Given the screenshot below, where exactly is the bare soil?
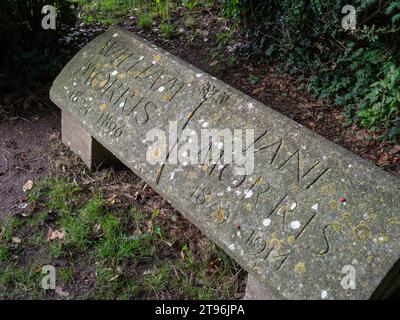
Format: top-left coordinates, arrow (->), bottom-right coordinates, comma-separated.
0,92 -> 60,221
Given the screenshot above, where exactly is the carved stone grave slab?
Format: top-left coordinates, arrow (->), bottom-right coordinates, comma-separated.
50,26 -> 400,300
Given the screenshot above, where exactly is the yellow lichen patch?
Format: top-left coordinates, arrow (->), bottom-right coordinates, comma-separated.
163,95 -> 172,102
367,255 -> 374,263
245,203 -> 253,213
280,203 -> 290,212
287,236 -> 296,246
99,103 -> 108,111
151,147 -> 161,159
205,194 -> 213,202
374,234 -> 389,244
104,63 -> 110,68
91,79 -> 98,88
186,112 -> 192,120
290,183 -> 299,193
188,171 -> 197,179
213,208 -> 225,224
118,72 -> 127,80
99,79 -> 108,88
252,267 -> 262,274
320,183 -> 335,196
254,177 -> 263,185
389,217 -> 400,225
90,71 -> 98,79
153,54 -> 161,62
329,200 -> 338,210
341,212 -> 352,225
128,70 -> 140,77
332,222 -> 344,233
269,238 -> 281,251
202,164 -> 208,172
295,262 -> 306,274
353,221 -> 372,242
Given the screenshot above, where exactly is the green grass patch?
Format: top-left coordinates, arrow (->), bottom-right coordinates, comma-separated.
0,176 -> 244,299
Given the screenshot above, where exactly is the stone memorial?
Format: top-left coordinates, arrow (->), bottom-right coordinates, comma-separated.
50,26 -> 400,300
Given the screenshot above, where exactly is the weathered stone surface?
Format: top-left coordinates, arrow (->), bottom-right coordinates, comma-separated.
50,26 -> 400,300
244,274 -> 282,300
62,110 -> 118,169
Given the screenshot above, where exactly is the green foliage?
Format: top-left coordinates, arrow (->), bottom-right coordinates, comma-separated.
160,22 -> 174,38
155,0 -> 172,21
249,74 -> 261,85
138,13 -> 153,29
182,0 -> 200,11
227,0 -> 400,141
358,62 -> 400,140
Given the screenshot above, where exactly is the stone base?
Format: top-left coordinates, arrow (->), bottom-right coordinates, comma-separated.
244,274 -> 283,300
61,110 -> 118,170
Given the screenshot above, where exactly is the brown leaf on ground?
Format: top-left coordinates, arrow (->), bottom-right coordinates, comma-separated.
22,180 -> 33,192
12,236 -> 22,244
106,194 -> 117,205
378,152 -> 390,166
252,87 -> 267,95
46,229 -> 65,241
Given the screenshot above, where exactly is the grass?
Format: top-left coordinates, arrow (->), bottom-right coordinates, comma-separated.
137,13 -> 153,29
160,22 -> 174,38
0,175 -> 245,299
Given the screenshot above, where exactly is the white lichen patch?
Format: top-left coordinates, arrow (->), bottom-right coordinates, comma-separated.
202,121 -> 209,128
196,73 -> 203,78
111,70 -> 118,76
312,203 -> 319,211
290,202 -> 297,211
321,290 -> 328,299
112,33 -> 119,37
290,221 -> 301,230
262,218 -> 271,227
228,244 -> 236,251
158,86 -> 165,93
244,189 -> 254,199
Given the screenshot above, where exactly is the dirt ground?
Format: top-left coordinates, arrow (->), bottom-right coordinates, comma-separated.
0,99 -> 60,221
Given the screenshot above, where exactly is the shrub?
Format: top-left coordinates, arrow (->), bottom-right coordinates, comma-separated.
223,0 -> 400,140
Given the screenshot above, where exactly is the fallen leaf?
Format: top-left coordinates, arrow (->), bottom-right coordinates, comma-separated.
252,87 -> 267,95
378,152 -> 390,166
109,274 -> 121,282
22,180 -> 33,192
94,223 -> 102,232
18,203 -> 28,210
47,229 -> 65,241
106,195 -> 117,205
12,236 -> 21,244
